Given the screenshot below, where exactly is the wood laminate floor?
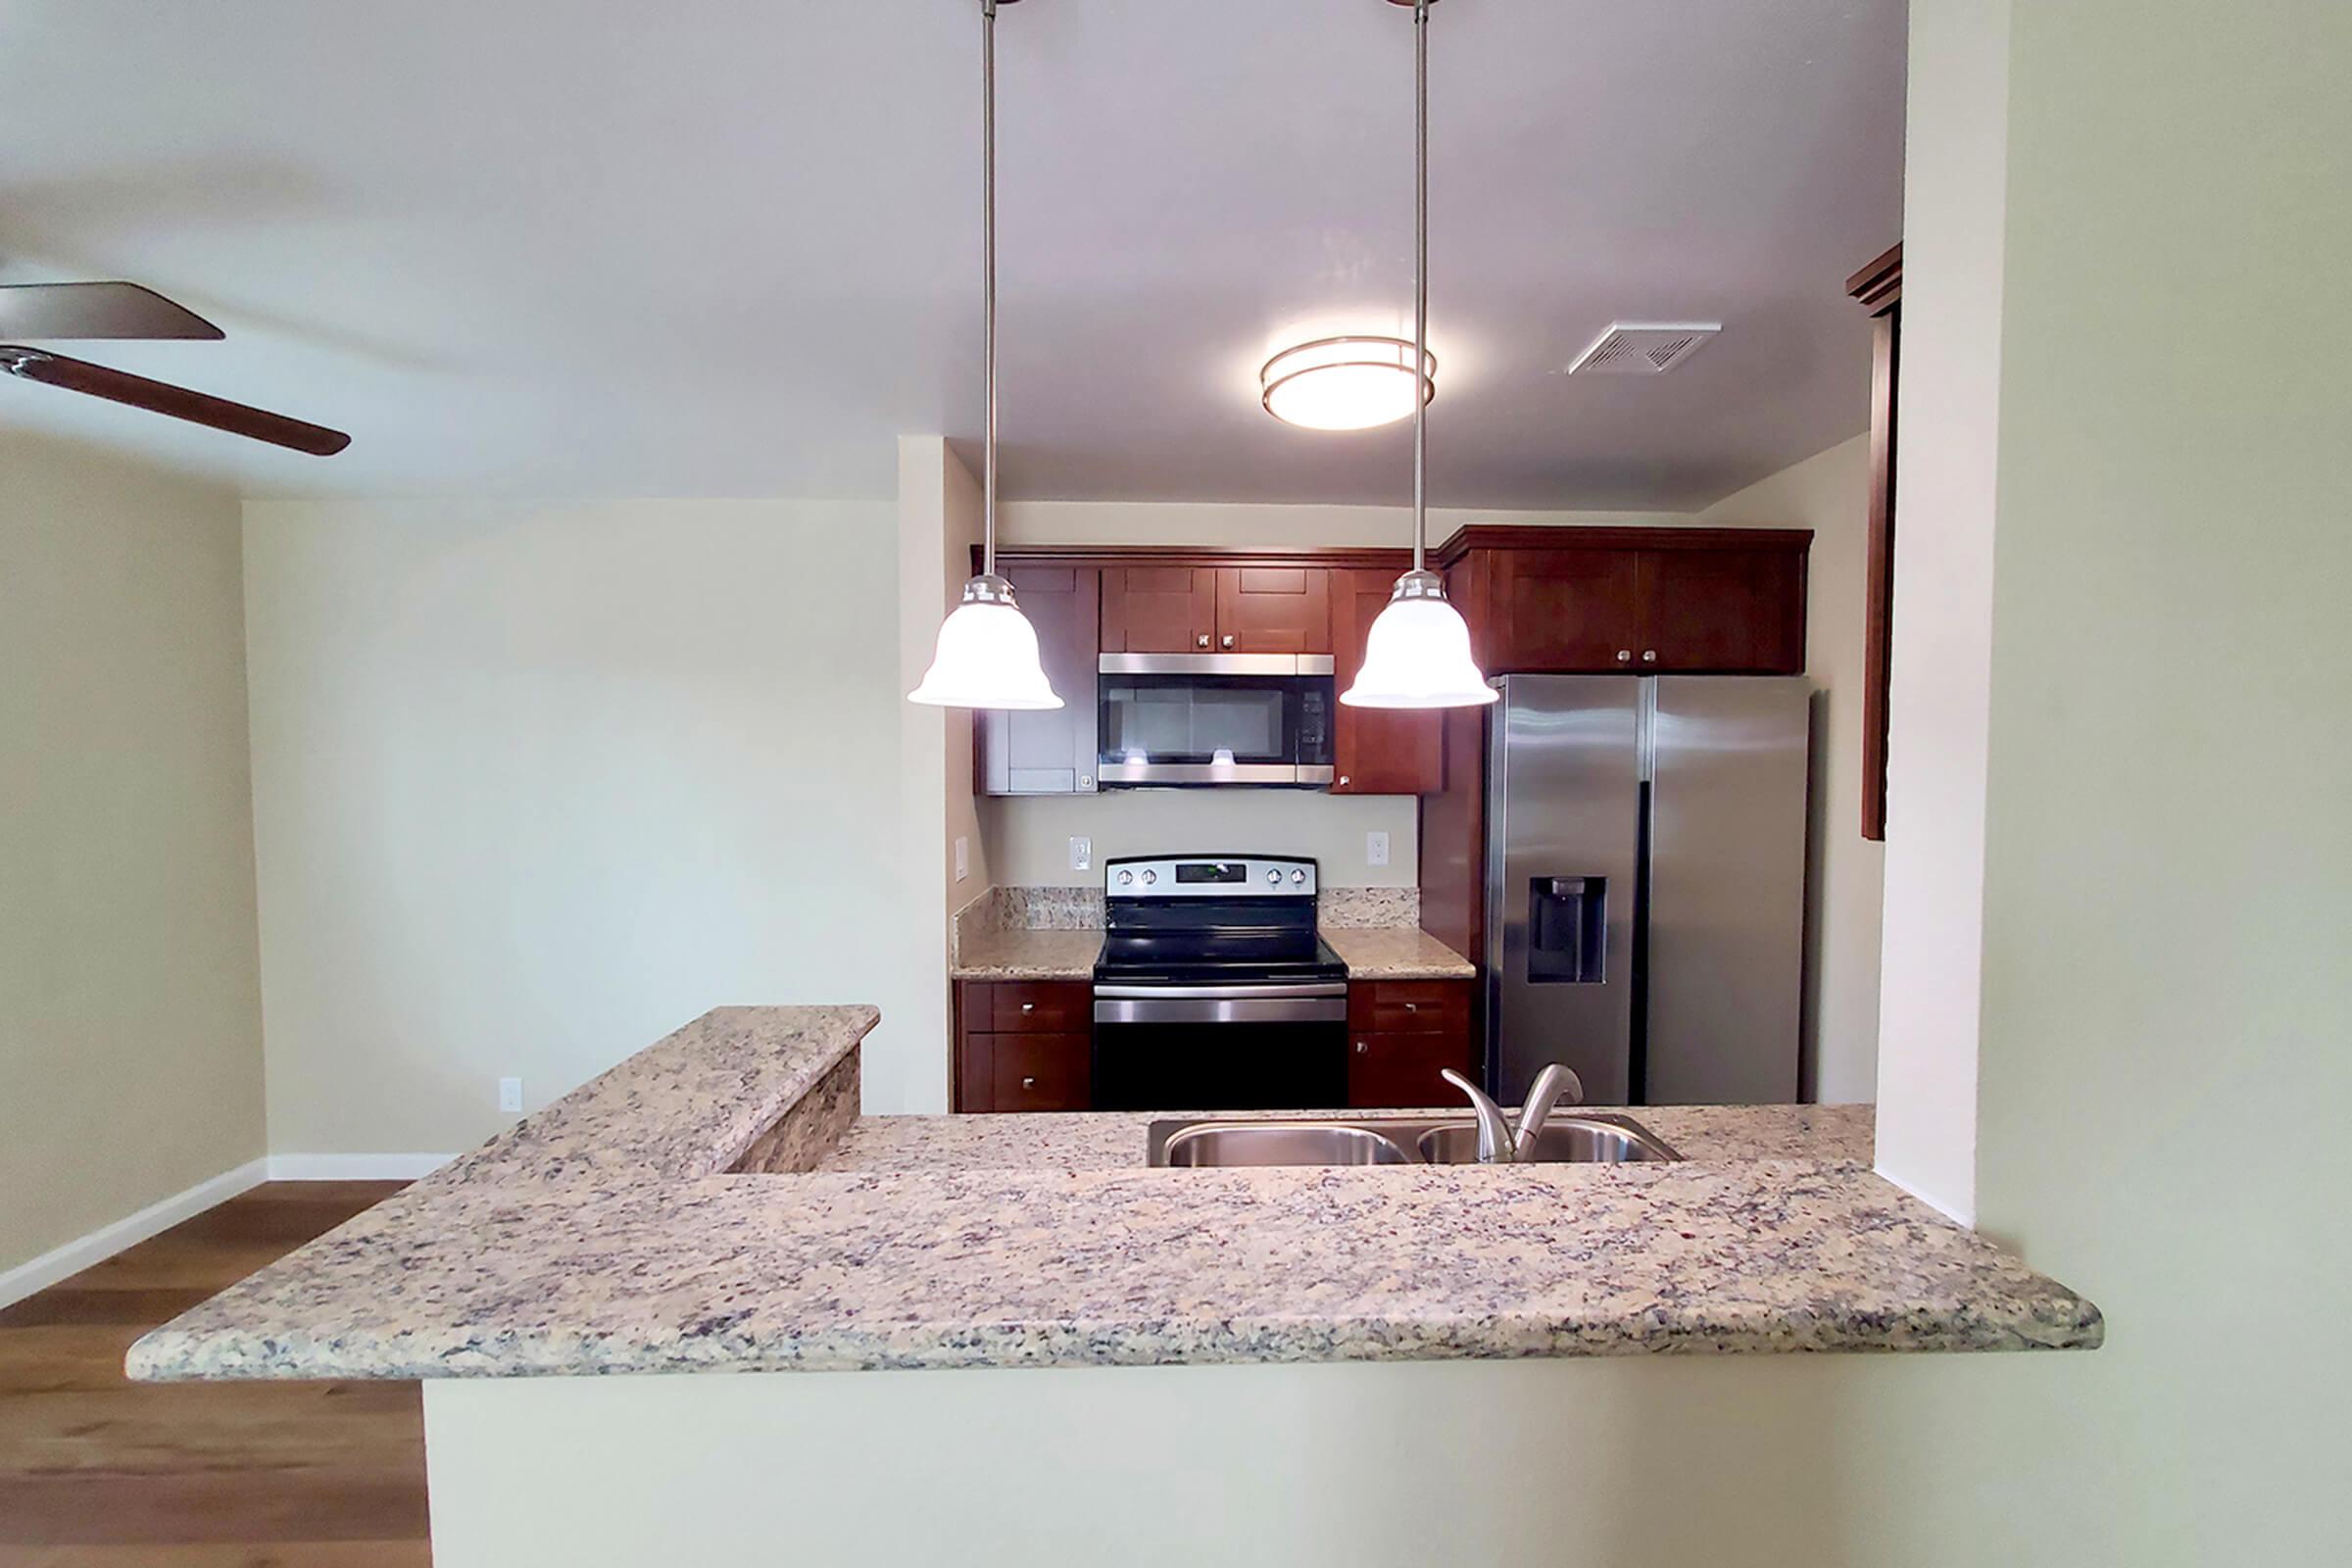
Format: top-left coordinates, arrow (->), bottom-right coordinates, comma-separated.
0,1181 -> 428,1566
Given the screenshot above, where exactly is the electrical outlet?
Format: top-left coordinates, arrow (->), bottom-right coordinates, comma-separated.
955,835 -> 969,882
498,1076 -> 524,1114
1366,830 -> 1391,867
1070,836 -> 1092,871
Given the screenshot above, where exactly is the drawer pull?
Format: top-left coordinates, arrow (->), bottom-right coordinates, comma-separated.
1020,1003 -> 1036,1013
1403,1002 -> 1419,1012
1356,1041 -> 1369,1054
1022,1076 -> 1038,1090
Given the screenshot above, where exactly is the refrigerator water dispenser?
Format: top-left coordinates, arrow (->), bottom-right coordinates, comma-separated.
1528,876 -> 1606,983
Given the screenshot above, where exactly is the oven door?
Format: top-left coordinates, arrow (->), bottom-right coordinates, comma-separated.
1092,983 -> 1348,1110
1096,658 -> 1334,787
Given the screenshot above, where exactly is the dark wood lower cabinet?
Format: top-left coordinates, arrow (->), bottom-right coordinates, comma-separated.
1347,979 -> 1477,1107
956,980 -> 1094,1111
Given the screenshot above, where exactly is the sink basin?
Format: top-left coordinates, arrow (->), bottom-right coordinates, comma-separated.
1415,1118 -> 1677,1165
1159,1122 -> 1413,1168
1148,1114 -> 1679,1167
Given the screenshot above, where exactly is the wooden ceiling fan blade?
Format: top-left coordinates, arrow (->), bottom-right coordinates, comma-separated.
2,347 -> 350,456
0,281 -> 224,341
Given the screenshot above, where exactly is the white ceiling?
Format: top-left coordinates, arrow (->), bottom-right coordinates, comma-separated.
0,0 -> 1904,510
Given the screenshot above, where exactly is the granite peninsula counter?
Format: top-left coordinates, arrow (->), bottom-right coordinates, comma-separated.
128,1005 -> 2100,1384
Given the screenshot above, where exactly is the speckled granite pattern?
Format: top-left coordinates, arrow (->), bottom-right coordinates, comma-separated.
1323,926 -> 1477,978
423,1004 -> 877,1188
126,1156 -> 2097,1380
128,1001 -> 2092,1383
1318,887 -> 1420,928
818,1103 -> 1875,1174
949,928 -> 1104,981
727,1052 -> 860,1175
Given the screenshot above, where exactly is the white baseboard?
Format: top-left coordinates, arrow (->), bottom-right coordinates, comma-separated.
266,1152 -> 457,1181
0,1158 -> 269,1309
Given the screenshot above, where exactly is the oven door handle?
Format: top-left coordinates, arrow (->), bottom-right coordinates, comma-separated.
1093,983 -> 1347,1001
1094,985 -> 1349,1026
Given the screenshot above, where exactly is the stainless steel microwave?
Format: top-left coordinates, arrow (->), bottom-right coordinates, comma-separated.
1096,654 -> 1335,787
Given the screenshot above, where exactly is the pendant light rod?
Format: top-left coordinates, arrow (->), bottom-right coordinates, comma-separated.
981,0 -> 1001,579
1411,0 -> 1430,573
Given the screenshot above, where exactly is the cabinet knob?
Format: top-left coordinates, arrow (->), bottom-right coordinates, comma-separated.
1221,634 -> 1236,650
1022,1076 -> 1037,1090
1403,1002 -> 1419,1012
1197,634 -> 1211,649
1338,775 -> 1350,787
1355,1041 -> 1369,1054
1020,1003 -> 1035,1013
1642,650 -> 1657,662
1616,649 -> 1633,662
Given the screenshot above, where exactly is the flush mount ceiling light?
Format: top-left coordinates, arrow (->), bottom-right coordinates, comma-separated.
1341,0 -> 1497,711
910,0 -> 1062,712
1259,335 -> 1436,430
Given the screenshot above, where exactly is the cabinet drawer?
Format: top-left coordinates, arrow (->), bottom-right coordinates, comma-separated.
988,1033 -> 1093,1112
1348,980 -> 1469,1035
1348,1031 -> 1477,1108
989,981 -> 1092,1033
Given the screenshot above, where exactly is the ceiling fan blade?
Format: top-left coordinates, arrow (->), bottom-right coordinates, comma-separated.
1,347 -> 350,456
0,281 -> 224,341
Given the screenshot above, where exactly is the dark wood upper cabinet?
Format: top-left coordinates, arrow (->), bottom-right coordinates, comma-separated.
974,564 -> 1100,795
1101,565 -> 1216,654
1330,566 -> 1443,795
1640,545 -> 1806,673
1214,566 -> 1332,654
1439,527 -> 1811,676
1487,546 -> 1648,670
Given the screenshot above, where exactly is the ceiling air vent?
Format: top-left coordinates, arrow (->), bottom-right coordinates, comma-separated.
1566,322 -> 1721,376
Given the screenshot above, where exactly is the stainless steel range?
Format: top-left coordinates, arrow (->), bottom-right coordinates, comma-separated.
1091,856 -> 1348,1110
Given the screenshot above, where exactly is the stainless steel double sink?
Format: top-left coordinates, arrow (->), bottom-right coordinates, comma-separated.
1147,1113 -> 1681,1168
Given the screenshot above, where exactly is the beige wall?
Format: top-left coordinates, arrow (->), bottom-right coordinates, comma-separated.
985,791 -> 1419,888
1960,0 -> 2352,1548
1699,435 -> 1884,1102
242,496 -> 939,1152
1870,0 -> 2013,1220
0,433 -> 264,1275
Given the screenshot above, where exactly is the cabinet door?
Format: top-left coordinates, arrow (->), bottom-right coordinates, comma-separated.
990,1034 -> 1093,1112
1330,567 -> 1443,794
1348,1032 -> 1477,1108
1213,566 -> 1332,654
1638,547 -> 1806,673
975,565 -> 1100,795
1102,566 -> 1216,654
1488,548 -> 1647,670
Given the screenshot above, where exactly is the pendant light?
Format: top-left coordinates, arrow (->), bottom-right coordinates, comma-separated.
910,0 -> 1062,711
1340,0 -> 1497,710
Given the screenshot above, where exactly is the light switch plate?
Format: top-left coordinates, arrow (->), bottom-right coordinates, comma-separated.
1366,830 -> 1391,867
955,836 -> 969,882
1070,836 -> 1092,871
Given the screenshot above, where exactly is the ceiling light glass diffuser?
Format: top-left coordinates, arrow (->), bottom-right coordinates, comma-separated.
909,0 -> 1061,712
1259,336 -> 1436,430
1340,0 -> 1496,711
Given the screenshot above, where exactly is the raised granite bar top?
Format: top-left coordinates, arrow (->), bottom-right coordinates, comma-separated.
126,1005 -> 2100,1383
949,925 -> 1477,981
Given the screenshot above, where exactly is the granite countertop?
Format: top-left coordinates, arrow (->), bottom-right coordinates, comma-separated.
818,1102 -> 1876,1173
1321,926 -> 1478,979
128,1004 -> 2098,1382
951,925 -> 1477,981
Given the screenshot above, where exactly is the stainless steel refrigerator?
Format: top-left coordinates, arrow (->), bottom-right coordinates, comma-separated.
1484,675 -> 1809,1105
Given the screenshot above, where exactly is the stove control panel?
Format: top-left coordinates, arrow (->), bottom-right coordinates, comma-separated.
1104,856 -> 1318,898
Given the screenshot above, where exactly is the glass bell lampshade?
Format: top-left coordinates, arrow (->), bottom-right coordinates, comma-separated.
907,574 -> 1062,710
1339,570 -> 1498,710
